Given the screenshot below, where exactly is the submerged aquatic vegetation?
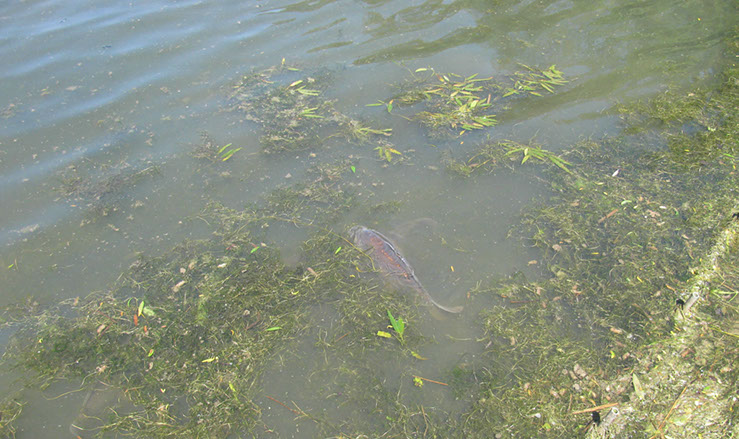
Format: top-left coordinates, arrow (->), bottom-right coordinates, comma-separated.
503,64 -> 568,97
228,61 -> 401,158
445,139 -> 571,176
332,115 -> 393,144
379,65 -> 569,137
3,49 -> 737,439
58,161 -> 159,222
455,64 -> 739,438
1,157 -> 443,437
191,133 -> 243,164
228,62 -> 337,153
504,142 -> 572,174
374,141 -> 404,163
397,69 -> 500,136
0,396 -> 23,438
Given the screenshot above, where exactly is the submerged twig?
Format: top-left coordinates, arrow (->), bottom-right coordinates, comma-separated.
412,375 -> 448,386
571,402 -> 619,415
264,395 -> 301,415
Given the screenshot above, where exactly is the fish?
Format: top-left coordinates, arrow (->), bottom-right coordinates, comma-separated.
349,225 -> 463,314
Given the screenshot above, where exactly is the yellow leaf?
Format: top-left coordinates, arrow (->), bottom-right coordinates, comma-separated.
377,331 -> 392,338
411,351 -> 428,360
202,357 -> 218,363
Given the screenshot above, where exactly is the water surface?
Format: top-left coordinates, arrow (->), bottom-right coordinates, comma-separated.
0,0 -> 732,436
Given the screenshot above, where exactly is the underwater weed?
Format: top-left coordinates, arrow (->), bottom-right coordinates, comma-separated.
503,64 -> 568,97
444,139 -> 571,176
379,65 -> 568,137
58,161 -> 159,221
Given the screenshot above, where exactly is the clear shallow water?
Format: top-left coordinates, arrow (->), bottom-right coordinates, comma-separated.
0,0 -> 733,436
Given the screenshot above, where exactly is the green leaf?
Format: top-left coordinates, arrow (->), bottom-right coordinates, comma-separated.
335,246 -> 342,254
217,143 -> 232,154
377,330 -> 392,338
387,310 -> 405,335
266,326 -> 281,332
296,87 -> 320,96
221,147 -> 242,161
350,165 -> 356,173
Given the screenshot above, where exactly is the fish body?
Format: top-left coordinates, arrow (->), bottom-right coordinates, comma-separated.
349,225 -> 463,314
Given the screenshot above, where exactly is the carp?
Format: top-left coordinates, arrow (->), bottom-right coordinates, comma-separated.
349,225 -> 463,314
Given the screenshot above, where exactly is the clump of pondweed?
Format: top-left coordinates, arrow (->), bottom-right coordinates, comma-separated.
451,272 -> 625,438
190,131 -> 242,164
227,58 -> 303,104
259,160 -> 357,224
332,114 -> 393,144
1,101 -> 18,119
57,161 -> 159,222
616,66 -> 738,168
502,64 -> 568,98
0,396 -> 23,438
6,236 -> 309,435
406,69 -> 499,136
518,137 -> 710,337
228,62 -> 338,153
4,220 -> 366,436
228,62 -> 404,158
445,139 -> 572,177
379,65 -> 569,138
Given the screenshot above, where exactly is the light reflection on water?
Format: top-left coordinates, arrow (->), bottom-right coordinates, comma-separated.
0,0 -> 732,436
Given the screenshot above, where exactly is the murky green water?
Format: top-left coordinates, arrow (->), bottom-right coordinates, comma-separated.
0,0 -> 734,437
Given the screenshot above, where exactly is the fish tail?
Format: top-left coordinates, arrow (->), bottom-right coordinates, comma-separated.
432,300 -> 464,314
413,279 -> 463,314
426,295 -> 463,314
